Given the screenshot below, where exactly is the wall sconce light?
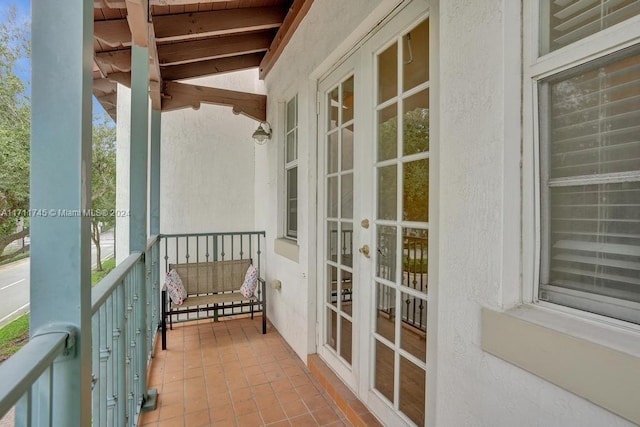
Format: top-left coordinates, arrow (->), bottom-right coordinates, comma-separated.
252,122 -> 272,145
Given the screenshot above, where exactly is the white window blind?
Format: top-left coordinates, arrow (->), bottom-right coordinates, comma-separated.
542,0 -> 640,53
539,47 -> 640,324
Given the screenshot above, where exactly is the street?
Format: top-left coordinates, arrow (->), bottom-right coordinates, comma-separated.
0,230 -> 114,327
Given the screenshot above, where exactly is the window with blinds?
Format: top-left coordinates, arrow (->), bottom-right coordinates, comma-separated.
541,0 -> 640,53
539,47 -> 640,324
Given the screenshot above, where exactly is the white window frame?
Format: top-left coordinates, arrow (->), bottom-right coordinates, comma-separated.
481,3 -> 640,426
284,95 -> 298,240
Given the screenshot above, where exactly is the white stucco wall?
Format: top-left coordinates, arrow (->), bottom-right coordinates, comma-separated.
434,1 -> 633,426
159,70 -> 261,234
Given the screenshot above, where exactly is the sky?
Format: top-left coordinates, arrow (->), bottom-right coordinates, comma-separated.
0,0 -> 112,121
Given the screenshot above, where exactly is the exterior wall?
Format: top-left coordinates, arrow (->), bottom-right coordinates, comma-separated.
434,1 -> 633,426
159,70 -> 261,234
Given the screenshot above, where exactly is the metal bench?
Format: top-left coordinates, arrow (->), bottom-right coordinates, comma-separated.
161,259 -> 266,350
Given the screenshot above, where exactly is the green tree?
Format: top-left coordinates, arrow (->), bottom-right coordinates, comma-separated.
0,7 -> 30,262
91,117 -> 116,271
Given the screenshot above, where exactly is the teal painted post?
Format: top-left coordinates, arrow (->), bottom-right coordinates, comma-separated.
150,109 -> 161,236
28,0 -> 93,425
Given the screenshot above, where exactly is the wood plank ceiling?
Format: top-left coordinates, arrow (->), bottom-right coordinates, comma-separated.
93,0 -> 313,120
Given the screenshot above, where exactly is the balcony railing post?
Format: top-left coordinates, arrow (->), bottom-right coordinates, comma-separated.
28,0 -> 94,425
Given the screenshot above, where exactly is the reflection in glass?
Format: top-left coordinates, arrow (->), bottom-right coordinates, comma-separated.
328,132 -> 339,173
400,291 -> 426,362
327,265 -> 337,306
402,228 -> 428,294
327,309 -> 337,351
342,76 -> 355,123
378,43 -> 398,104
341,222 -> 353,268
377,165 -> 397,220
341,173 -> 353,219
378,104 -> 397,161
342,125 -> 354,171
403,19 -> 429,92
375,282 -> 395,343
399,356 -> 425,426
341,269 -> 353,316
340,317 -> 353,364
374,339 -> 395,403
328,87 -> 339,130
403,89 -> 429,156
403,159 -> 428,222
286,131 -> 296,163
376,225 -> 397,280
287,96 -> 296,132
287,168 -> 298,234
327,221 -> 338,262
327,176 -> 338,218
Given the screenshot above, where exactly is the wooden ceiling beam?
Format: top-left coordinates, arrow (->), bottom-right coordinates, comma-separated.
158,32 -> 272,66
93,77 -> 118,93
162,81 -> 266,122
161,52 -> 263,81
148,23 -> 163,110
154,6 -> 285,42
260,0 -> 314,79
96,49 -> 131,72
95,0 -> 235,8
108,72 -> 132,87
125,0 -> 148,47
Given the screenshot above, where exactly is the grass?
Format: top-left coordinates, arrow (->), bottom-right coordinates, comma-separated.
0,314 -> 30,363
0,251 -> 30,267
0,257 -> 117,364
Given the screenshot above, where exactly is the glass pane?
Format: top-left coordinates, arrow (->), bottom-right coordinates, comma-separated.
341,269 -> 353,315
341,173 -> 353,219
544,182 -> 640,307
328,132 -> 339,173
327,265 -> 338,306
378,104 -> 398,161
328,87 -> 339,130
402,228 -> 428,294
403,89 -> 429,156
399,356 -> 426,426
342,125 -> 354,171
327,176 -> 338,218
543,0 -> 640,53
377,225 -> 397,280
340,316 -> 353,364
287,168 -> 298,236
377,165 -> 397,221
286,130 -> 297,163
378,43 -> 398,104
341,222 -> 353,268
548,52 -> 640,178
342,76 -> 355,123
375,282 -> 395,343
403,19 -> 429,92
327,308 -> 337,351
400,292 -> 426,362
403,159 -> 428,222
327,221 -> 338,262
374,339 -> 395,403
287,96 -> 296,132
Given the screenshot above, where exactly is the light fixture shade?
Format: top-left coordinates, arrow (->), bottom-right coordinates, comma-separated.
252,122 -> 271,145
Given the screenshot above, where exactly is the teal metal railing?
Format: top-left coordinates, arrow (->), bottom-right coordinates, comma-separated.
0,236 -> 161,426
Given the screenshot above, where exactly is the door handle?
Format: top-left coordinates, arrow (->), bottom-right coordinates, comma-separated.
359,244 -> 370,258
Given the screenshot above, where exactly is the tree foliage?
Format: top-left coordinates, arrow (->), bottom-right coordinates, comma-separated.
0,7 -> 30,259
91,117 -> 116,271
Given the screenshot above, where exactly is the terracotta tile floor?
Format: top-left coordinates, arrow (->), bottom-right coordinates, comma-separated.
139,316 -> 353,427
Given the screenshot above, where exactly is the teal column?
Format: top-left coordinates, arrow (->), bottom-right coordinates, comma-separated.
29,0 -> 93,425
150,109 -> 161,236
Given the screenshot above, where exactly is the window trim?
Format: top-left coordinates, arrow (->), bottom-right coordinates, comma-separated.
284,95 -> 299,240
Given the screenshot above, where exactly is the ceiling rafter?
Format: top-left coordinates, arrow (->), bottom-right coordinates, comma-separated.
260,0 -> 314,79
95,0 -> 235,8
161,52 -> 263,81
162,81 -> 266,122
153,6 -> 285,42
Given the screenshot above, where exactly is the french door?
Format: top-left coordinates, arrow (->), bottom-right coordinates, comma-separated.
318,2 -> 430,426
